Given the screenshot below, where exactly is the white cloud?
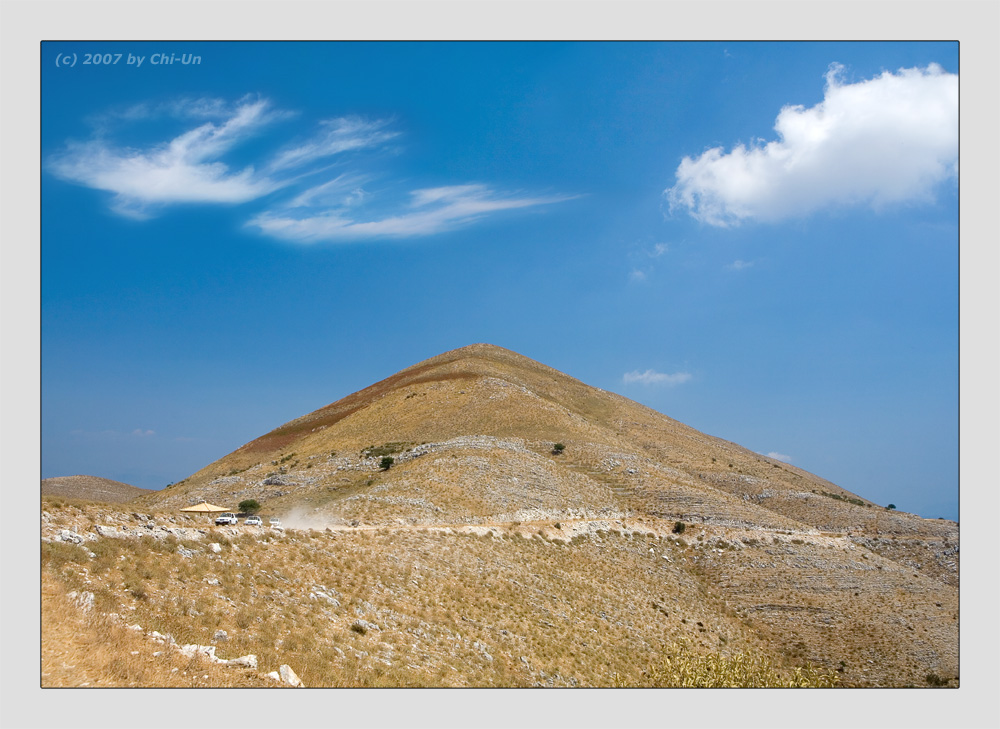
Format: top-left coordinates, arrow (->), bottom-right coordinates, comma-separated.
96,96 -> 275,125
629,269 -> 648,282
727,259 -> 754,270
70,428 -> 155,440
268,116 -> 398,172
623,369 -> 693,386
286,173 -> 371,209
766,451 -> 793,463
48,98 -> 284,217
249,184 -> 575,243
50,97 -> 575,239
666,63 -> 958,226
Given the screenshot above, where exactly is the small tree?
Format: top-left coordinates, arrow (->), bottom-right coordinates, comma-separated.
886,504 -> 897,511
379,456 -> 394,471
238,499 -> 261,514
552,443 -> 566,455
673,521 -> 686,535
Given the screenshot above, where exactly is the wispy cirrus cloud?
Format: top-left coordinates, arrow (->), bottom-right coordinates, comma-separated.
249,184 -> 576,243
623,369 -> 693,386
286,173 -> 372,209
666,63 -> 958,226
90,96 -> 286,127
49,95 -> 574,238
70,428 -> 156,440
48,97 -> 286,218
268,117 -> 399,173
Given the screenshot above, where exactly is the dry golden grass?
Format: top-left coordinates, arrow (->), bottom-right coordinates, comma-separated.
42,498 -> 957,688
41,572 -> 275,688
617,641 -> 840,688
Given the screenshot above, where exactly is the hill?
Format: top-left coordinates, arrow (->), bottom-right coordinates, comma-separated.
43,344 -> 958,687
144,344 -> 954,543
41,475 -> 154,504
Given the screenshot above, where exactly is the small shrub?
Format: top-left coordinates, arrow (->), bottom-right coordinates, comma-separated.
125,581 -> 148,601
238,499 -> 261,514
364,443 -> 411,458
551,443 -> 565,455
672,521 -> 686,535
379,456 -> 394,471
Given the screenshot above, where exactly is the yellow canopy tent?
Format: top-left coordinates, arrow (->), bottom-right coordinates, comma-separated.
179,502 -> 230,522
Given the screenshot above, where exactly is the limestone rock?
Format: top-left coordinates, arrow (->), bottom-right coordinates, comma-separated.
279,664 -> 304,687
220,654 -> 257,669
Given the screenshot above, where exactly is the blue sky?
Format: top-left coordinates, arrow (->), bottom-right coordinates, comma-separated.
41,41 -> 959,520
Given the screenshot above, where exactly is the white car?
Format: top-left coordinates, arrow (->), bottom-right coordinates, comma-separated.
215,513 -> 238,526
269,518 -> 283,530
245,515 -> 263,526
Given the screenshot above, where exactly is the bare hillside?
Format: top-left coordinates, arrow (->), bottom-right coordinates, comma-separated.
141,344 -> 954,544
44,344 -> 958,688
42,475 -> 154,504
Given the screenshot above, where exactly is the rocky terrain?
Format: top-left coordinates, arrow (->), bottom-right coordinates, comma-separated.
41,344 -> 958,688
41,475 -> 153,504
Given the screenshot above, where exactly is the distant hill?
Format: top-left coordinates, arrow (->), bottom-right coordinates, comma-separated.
42,475 -> 154,504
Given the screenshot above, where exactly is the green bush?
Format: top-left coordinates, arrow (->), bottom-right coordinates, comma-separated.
672,521 -> 686,535
364,443 -> 411,458
238,499 -> 261,514
379,456 -> 394,471
551,443 -> 566,455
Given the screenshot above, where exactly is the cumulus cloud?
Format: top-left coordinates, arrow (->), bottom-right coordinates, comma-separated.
48,98 -> 284,217
623,369 -> 693,386
665,63 -> 958,226
727,259 -> 754,270
249,184 -> 575,243
766,451 -> 793,463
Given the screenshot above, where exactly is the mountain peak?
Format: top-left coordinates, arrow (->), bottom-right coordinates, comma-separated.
142,344 -> 950,549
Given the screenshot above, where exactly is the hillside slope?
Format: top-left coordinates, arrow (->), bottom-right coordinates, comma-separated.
142,344 -> 953,542
44,344 -> 956,688
42,475 -> 154,504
